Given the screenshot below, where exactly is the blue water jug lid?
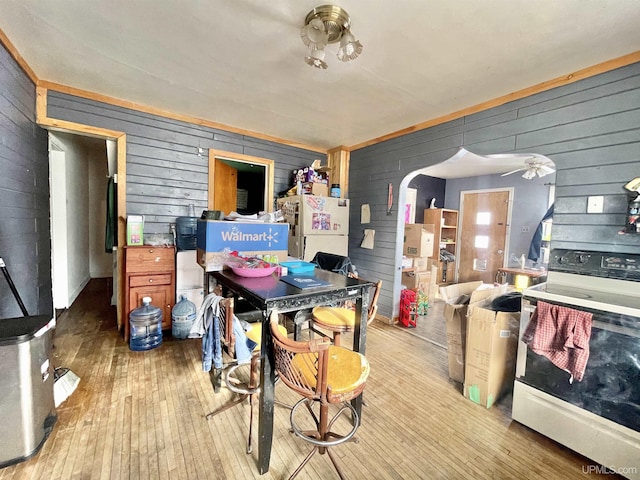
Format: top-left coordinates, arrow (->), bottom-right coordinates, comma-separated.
172,295 -> 196,316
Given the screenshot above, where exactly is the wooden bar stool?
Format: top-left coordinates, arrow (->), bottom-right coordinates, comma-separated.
204,296 -> 286,454
311,280 -> 382,346
270,312 -> 370,479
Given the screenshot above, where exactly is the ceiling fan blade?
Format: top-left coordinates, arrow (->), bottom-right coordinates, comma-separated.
501,167 -> 526,176
538,164 -> 555,174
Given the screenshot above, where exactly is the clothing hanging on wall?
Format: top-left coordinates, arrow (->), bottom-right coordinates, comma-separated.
105,176 -> 117,252
527,203 -> 554,262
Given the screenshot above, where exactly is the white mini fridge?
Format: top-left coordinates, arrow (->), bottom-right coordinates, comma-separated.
277,195 -> 349,261
176,250 -> 204,310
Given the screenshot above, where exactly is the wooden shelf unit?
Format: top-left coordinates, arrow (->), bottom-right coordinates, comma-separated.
423,208 -> 459,285
124,246 -> 176,341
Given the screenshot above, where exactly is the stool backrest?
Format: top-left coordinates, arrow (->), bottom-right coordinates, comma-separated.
215,296 -> 235,357
270,312 -> 331,400
311,252 -> 356,277
367,280 -> 382,324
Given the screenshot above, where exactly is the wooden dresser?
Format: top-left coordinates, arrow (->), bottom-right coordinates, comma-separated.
124,246 -> 176,341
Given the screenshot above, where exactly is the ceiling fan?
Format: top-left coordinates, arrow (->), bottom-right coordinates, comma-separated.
501,158 -> 556,179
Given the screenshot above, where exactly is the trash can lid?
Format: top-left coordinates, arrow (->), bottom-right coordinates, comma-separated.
0,315 -> 55,345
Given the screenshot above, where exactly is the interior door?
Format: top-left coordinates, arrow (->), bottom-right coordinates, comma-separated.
458,190 -> 511,283
213,159 -> 237,215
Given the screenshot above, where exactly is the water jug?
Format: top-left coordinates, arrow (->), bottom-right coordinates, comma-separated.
129,296 -> 163,351
172,295 -> 197,339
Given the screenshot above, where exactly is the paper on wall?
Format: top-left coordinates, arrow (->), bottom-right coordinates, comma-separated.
361,204 -> 371,224
361,229 -> 375,249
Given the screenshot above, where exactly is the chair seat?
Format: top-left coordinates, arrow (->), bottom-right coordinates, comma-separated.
292,346 -> 369,396
245,322 -> 288,352
312,306 -> 355,330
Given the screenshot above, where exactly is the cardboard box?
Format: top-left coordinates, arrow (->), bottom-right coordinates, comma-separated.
403,224 -> 435,258
196,220 -> 289,270
411,256 -> 434,272
401,268 -> 432,292
301,182 -> 329,197
127,215 -> 144,246
440,282 -> 509,383
464,300 -> 520,408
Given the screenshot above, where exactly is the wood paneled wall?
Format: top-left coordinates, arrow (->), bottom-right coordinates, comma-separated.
46,92 -> 321,234
0,43 -> 51,318
350,62 -> 640,318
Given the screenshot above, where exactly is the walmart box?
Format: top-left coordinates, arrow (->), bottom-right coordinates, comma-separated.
196,220 -> 289,270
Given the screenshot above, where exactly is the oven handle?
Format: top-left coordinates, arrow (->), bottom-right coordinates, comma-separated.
591,319 -> 640,338
523,295 -> 640,337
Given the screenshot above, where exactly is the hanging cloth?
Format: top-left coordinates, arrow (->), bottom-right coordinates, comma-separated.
521,300 -> 593,383
105,177 -> 117,252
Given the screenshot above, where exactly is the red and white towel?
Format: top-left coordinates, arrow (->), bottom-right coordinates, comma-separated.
522,301 -> 593,382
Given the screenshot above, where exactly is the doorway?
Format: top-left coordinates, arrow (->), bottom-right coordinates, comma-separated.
48,132 -> 115,310
457,188 -> 513,283
208,149 -> 274,215
394,147 -> 555,339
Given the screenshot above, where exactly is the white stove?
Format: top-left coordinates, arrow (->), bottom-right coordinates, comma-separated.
513,249 -> 640,479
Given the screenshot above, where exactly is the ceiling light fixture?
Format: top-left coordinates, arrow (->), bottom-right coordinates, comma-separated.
300,5 -> 363,69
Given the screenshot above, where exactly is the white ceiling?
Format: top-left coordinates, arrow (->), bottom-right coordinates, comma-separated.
1,1 -> 640,151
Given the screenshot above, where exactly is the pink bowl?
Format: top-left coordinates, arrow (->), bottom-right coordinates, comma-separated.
230,265 -> 277,278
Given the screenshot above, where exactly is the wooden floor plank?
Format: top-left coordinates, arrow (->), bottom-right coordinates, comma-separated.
0,279 -> 624,480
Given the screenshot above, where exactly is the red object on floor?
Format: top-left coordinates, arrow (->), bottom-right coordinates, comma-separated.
399,289 -> 417,327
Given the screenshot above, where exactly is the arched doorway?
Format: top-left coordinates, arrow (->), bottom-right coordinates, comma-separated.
393,148 -> 555,338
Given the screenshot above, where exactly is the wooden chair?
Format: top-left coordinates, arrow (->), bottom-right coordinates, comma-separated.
205,295 -> 286,454
270,312 -> 370,480
310,280 -> 382,347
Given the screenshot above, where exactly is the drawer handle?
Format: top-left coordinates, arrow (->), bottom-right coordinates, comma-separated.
148,249 -> 154,253
148,279 -> 153,283
155,257 -> 161,262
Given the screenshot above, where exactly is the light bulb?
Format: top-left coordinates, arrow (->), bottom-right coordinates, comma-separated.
337,29 -> 363,62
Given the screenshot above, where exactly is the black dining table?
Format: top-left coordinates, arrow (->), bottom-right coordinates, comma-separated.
205,268 -> 374,474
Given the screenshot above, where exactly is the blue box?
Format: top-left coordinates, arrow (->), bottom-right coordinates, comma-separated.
280,261 -> 316,275
196,220 -> 289,270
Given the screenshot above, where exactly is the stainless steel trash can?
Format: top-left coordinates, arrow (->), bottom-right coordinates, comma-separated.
0,315 -> 57,468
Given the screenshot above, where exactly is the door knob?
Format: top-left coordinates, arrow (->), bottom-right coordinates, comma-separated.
497,250 -> 504,255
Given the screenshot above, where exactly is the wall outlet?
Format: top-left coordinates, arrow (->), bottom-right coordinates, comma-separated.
521,226 -> 530,233
587,195 -> 604,213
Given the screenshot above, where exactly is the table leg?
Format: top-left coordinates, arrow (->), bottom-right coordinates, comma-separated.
350,287 -> 370,422
258,308 -> 275,474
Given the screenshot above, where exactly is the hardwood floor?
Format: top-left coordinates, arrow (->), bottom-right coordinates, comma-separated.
0,278 -> 619,479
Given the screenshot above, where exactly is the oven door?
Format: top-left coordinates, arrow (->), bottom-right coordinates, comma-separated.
515,296 -> 640,433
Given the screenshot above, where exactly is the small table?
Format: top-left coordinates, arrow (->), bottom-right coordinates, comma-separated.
205,268 -> 374,474
497,267 -> 547,290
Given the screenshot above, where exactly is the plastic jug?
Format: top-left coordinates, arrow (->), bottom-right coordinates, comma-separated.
129,296 -> 163,351
172,295 -> 197,339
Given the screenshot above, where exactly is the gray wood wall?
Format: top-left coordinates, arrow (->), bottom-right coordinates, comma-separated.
350,62 -> 640,318
46,92 -> 321,234
4,31 -> 640,321
0,46 -> 51,318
